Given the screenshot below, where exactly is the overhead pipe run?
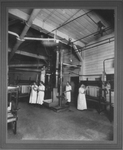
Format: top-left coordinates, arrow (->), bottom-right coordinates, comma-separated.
8,30 -> 82,62
81,39 -> 114,52
24,37 -> 59,43
9,9 -> 41,62
8,31 -> 19,38
8,31 -> 59,42
80,36 -> 114,52
72,26 -> 112,44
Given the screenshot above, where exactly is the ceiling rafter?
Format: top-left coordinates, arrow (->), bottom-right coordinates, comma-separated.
8,48 -> 47,60
9,9 -> 41,62
8,9 -> 85,47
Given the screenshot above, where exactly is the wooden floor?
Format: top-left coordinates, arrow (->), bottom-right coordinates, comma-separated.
7,98 -> 113,141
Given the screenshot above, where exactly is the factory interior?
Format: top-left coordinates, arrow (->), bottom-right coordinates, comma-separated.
7,8 -> 114,141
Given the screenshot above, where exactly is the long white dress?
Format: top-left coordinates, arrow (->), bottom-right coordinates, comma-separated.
37,85 -> 45,105
105,83 -> 111,102
65,85 -> 72,102
29,85 -> 38,104
77,87 -> 87,110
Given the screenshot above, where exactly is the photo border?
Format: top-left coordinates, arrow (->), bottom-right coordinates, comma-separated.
0,0 -> 123,149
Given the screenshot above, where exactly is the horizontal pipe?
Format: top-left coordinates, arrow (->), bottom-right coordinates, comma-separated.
24,37 -> 60,43
80,39 -> 114,52
8,31 -> 82,62
8,31 -> 60,42
73,26 -> 112,44
82,36 -> 114,50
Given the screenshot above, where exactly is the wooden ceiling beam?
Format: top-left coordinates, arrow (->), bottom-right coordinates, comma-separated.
9,64 -> 44,68
9,9 -> 41,62
14,68 -> 41,72
8,48 -> 47,60
9,9 -> 85,48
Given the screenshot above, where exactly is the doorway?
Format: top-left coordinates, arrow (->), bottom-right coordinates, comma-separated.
71,77 -> 79,107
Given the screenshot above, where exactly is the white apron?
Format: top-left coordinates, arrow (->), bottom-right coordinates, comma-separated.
77,87 -> 87,110
106,83 -> 111,102
29,85 -> 38,104
37,85 -> 45,105
65,85 -> 72,102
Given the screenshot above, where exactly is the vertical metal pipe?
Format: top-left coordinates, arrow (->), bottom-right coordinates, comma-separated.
55,46 -> 59,88
59,49 -> 64,107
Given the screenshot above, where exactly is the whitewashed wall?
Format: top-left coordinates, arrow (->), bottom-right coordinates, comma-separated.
81,34 -> 115,80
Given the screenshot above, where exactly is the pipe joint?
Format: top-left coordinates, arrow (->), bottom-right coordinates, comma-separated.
16,37 -> 25,42
25,22 -> 31,27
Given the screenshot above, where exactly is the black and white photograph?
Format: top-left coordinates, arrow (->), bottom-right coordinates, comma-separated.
0,1 -> 123,150
7,7 -> 115,140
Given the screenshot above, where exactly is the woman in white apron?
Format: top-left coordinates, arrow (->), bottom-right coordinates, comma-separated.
37,81 -> 45,105
105,81 -> 111,102
64,82 -> 72,106
77,84 -> 88,110
29,82 -> 38,104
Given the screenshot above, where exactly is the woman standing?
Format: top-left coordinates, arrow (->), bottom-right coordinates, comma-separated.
29,82 -> 38,104
77,84 -> 88,110
105,81 -> 111,102
37,81 -> 45,105
64,81 -> 72,106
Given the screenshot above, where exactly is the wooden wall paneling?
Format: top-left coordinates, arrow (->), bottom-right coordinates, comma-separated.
83,40 -> 114,81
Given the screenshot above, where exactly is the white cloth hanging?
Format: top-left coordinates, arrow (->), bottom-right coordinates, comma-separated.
40,67 -> 46,83
37,84 -> 45,105
29,85 -> 38,104
65,85 -> 72,102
